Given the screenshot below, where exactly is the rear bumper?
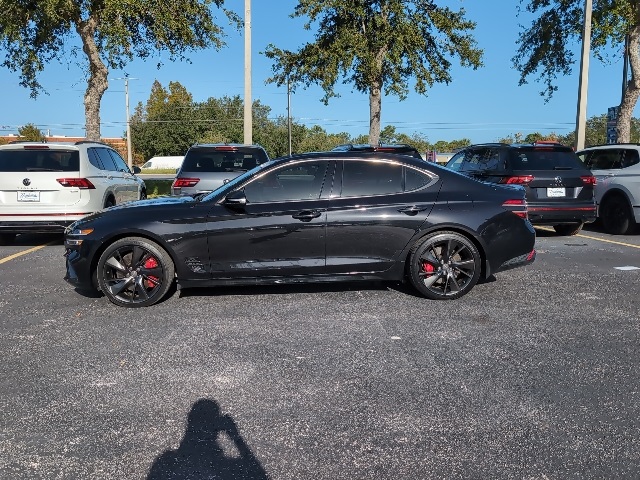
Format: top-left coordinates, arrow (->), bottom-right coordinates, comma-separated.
527,203 -> 597,225
495,249 -> 536,273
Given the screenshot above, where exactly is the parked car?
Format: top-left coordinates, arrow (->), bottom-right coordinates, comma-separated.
171,144 -> 269,196
445,142 -> 597,235
0,141 -> 146,245
64,151 -> 536,307
332,143 -> 423,159
576,144 -> 640,235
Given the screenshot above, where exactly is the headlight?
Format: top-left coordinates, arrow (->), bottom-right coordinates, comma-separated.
65,227 -> 94,246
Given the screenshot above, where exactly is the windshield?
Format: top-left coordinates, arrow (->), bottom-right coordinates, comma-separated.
199,160 -> 276,202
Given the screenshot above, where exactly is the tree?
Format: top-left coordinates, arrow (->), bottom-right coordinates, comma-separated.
17,124 -> 45,142
264,0 -> 483,145
512,0 -> 639,143
0,1 -> 237,141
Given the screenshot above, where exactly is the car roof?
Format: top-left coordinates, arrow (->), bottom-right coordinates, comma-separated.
272,150 -> 430,168
576,143 -> 640,152
461,142 -> 574,152
188,143 -> 266,150
0,140 -> 110,150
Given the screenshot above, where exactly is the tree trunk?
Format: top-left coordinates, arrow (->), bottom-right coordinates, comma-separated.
617,25 -> 640,143
369,81 -> 382,145
77,18 -> 108,141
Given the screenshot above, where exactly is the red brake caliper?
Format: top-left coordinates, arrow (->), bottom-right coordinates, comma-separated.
144,256 -> 159,289
422,261 -> 435,274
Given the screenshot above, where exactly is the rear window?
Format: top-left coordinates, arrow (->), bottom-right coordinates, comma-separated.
181,148 -> 268,173
509,148 -> 584,171
0,149 -> 80,172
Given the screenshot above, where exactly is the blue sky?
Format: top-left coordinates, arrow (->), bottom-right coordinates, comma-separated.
0,0 -> 629,144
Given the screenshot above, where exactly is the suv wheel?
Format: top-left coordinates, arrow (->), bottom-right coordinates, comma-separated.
600,195 -> 635,235
553,223 -> 584,236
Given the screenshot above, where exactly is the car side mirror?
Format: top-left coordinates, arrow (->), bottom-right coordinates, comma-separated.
224,190 -> 247,208
132,166 -> 141,174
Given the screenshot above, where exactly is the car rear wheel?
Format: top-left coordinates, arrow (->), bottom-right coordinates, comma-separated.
553,223 -> 584,236
96,237 -> 175,308
140,189 -> 147,200
104,197 -> 115,209
600,195 -> 635,235
408,231 -> 481,300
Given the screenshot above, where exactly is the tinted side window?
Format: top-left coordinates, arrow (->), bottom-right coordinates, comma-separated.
459,148 -> 497,173
243,161 -> 328,203
108,149 -> 130,171
405,167 -> 432,191
87,148 -> 104,169
95,148 -> 118,171
623,149 -> 640,168
341,161 -> 403,197
446,152 -> 466,172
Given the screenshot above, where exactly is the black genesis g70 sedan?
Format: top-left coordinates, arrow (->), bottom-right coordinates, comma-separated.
64,151 -> 536,307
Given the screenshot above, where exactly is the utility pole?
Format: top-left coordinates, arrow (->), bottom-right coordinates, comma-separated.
574,0 -> 592,151
244,0 -> 252,145
112,76 -> 137,168
287,78 -> 292,156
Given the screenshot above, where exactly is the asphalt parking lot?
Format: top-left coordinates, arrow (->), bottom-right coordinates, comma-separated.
1,225 -> 640,479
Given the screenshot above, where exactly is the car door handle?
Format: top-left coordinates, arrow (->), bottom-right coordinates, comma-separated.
292,210 -> 322,222
397,206 -> 428,216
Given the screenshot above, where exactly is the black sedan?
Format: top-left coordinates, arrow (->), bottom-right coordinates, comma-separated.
64,151 -> 536,307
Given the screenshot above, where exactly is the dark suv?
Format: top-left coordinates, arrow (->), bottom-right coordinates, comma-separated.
445,142 -> 596,235
332,143 -> 423,159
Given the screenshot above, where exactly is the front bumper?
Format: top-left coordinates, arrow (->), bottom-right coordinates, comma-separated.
0,220 -> 74,234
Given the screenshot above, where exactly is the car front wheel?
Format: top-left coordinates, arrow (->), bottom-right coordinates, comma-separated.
408,231 -> 481,300
96,237 -> 175,307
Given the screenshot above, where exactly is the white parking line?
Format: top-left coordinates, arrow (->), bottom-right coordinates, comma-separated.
0,242 -> 57,265
614,266 -> 640,271
535,226 -> 640,250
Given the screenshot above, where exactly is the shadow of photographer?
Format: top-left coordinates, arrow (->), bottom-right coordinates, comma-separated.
147,398 -> 269,480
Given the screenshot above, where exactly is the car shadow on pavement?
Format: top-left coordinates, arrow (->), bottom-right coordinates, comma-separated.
146,398 -> 269,480
12,232 -> 65,246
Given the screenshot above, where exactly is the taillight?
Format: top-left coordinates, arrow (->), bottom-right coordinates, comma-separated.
503,199 -> 528,219
172,178 -> 200,188
500,175 -> 534,185
581,175 -> 597,186
57,178 -> 95,189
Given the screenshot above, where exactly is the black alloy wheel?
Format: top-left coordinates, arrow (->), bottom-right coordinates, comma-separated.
553,223 -> 584,236
409,231 -> 481,300
96,237 -> 175,307
600,195 -> 635,235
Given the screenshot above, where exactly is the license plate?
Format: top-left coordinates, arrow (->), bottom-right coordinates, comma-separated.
18,191 -> 40,202
547,187 -> 565,197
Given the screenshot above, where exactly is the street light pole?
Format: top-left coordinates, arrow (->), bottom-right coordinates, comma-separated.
112,76 -> 138,168
574,0 -> 592,151
244,0 -> 252,145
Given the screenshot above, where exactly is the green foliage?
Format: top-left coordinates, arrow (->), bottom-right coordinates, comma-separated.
264,0 -> 483,142
513,0 -> 634,99
17,123 -> 45,142
0,0 -> 236,139
432,139 -> 472,152
143,180 -> 173,198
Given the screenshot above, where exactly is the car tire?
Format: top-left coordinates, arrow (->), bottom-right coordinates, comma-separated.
140,189 -> 147,201
600,195 -> 635,235
408,231 -> 481,300
104,197 -> 115,209
96,237 -> 175,308
553,223 -> 584,236
0,233 -> 16,245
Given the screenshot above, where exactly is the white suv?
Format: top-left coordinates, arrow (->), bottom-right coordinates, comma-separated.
0,141 -> 146,244
576,144 -> 640,235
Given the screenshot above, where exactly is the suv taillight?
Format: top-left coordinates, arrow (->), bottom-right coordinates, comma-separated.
57,178 -> 95,189
581,175 -> 597,186
500,175 -> 535,185
172,178 -> 200,188
502,199 -> 528,219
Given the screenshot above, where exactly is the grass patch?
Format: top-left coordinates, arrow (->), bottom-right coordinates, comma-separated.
144,179 -> 172,198
140,168 -> 180,175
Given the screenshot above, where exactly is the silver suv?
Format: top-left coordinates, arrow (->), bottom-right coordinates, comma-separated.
576,144 -> 640,234
171,144 -> 269,196
0,141 -> 146,244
